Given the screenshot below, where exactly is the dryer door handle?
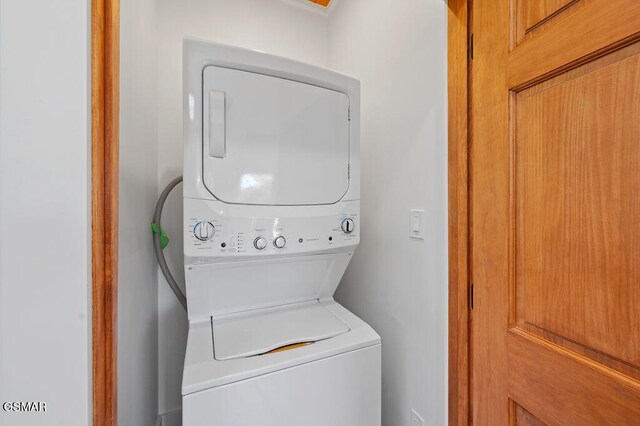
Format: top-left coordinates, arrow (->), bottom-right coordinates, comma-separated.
208,90 -> 226,158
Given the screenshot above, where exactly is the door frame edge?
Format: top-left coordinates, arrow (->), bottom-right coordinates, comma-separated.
92,0 -> 120,424
448,0 -> 471,424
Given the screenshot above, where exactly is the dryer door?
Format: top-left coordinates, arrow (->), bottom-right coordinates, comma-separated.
202,66 -> 350,206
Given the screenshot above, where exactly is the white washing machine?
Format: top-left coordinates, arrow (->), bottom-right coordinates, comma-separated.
181,39 -> 381,426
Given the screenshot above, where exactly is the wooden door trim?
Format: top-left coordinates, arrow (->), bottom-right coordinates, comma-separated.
92,0 -> 119,424
448,0 -> 470,425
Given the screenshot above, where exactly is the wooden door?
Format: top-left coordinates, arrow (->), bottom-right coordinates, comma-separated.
471,0 -> 640,424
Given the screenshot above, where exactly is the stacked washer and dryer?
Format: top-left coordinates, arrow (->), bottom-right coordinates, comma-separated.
180,39 -> 381,426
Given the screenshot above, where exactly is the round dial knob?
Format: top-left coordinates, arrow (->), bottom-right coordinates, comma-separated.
194,221 -> 215,241
273,236 -> 286,249
341,218 -> 355,234
253,237 -> 267,250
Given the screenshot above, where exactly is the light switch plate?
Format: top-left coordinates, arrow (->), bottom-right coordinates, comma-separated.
409,209 -> 425,240
411,409 -> 425,426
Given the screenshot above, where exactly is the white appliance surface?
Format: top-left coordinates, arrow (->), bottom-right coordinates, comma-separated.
203,65 -> 351,206
185,251 -> 353,318
182,299 -> 379,395
213,300 -> 350,360
183,40 -> 362,320
182,41 -> 379,426
183,199 -> 359,261
182,39 -> 360,205
183,345 -> 381,426
182,300 -> 381,426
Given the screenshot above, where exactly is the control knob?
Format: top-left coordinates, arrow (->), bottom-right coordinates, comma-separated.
254,237 -> 267,250
273,236 -> 286,249
194,221 -> 215,241
341,218 -> 355,234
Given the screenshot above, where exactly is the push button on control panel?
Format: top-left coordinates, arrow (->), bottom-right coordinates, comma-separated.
194,221 -> 215,241
253,237 -> 267,250
341,218 -> 355,234
273,236 -> 286,248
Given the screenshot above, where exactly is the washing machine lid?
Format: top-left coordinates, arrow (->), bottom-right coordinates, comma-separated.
202,65 -> 351,206
212,301 -> 350,361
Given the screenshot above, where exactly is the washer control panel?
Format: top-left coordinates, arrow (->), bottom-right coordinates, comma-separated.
184,198 -> 359,259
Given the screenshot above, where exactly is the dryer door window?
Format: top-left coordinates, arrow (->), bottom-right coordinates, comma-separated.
202,66 -> 350,206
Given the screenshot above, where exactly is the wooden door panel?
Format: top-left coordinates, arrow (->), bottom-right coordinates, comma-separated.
509,0 -> 640,88
515,0 -> 581,44
513,403 -> 547,426
472,0 -> 640,423
470,1 -> 511,423
514,42 -> 640,370
519,0 -> 576,30
509,330 -> 640,425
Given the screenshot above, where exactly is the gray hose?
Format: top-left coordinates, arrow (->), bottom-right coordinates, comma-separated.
153,176 -> 187,310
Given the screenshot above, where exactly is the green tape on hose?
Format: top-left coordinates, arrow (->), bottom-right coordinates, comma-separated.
151,223 -> 170,249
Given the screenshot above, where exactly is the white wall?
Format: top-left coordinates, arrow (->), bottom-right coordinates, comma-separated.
329,1 -> 448,425
155,0 -> 331,414
118,0 -> 159,424
0,0 -> 91,425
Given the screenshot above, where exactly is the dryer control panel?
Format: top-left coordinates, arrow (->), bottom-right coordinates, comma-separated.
184,198 -> 359,262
